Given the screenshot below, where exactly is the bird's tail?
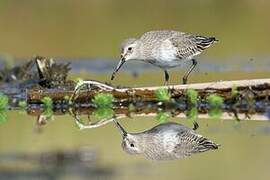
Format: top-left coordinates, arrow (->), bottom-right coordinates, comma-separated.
193,136 -> 220,153
195,36 -> 218,50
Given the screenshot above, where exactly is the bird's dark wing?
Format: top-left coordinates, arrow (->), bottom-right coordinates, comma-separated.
170,34 -> 217,59
173,131 -> 219,158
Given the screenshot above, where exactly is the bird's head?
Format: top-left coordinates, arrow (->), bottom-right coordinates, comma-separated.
111,38 -> 138,80
112,119 -> 142,155
121,135 -> 142,155
120,38 -> 138,61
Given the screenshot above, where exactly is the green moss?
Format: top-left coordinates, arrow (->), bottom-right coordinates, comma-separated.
186,89 -> 198,105
0,111 -> 7,124
186,107 -> 198,122
0,93 -> 8,124
18,100 -> 27,109
91,93 -> 115,120
206,94 -> 224,118
41,97 -> 53,109
208,108 -> 223,118
42,109 -> 53,120
207,94 -> 224,107
93,107 -> 114,120
154,88 -> 170,102
0,93 -> 8,110
92,93 -> 114,108
231,85 -> 238,97
156,111 -> 170,123
41,97 -> 53,120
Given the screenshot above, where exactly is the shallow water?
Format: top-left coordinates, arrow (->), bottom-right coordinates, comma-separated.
0,67 -> 270,180
0,112 -> 270,180
1,57 -> 270,74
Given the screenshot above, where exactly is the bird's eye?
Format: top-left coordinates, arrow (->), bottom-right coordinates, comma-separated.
130,143 -> 135,147
128,47 -> 132,51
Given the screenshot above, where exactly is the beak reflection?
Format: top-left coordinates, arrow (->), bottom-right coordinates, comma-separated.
112,119 -> 127,137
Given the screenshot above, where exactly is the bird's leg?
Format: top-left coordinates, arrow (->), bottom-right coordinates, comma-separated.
193,121 -> 199,130
182,59 -> 197,84
164,70 -> 169,86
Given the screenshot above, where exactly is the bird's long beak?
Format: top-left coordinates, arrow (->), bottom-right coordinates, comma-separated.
112,118 -> 127,137
111,56 -> 126,80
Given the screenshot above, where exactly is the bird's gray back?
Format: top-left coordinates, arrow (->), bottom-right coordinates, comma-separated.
138,30 -> 217,63
137,31 -> 179,61
139,30 -> 183,43
138,30 -> 182,52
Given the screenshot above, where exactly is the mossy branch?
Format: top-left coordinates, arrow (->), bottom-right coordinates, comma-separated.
26,78 -> 270,121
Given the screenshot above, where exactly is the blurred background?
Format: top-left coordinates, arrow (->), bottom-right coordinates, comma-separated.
0,0 -> 269,58
0,0 -> 270,180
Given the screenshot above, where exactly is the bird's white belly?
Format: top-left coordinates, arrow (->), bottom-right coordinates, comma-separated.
154,58 -> 184,69
150,40 -> 189,69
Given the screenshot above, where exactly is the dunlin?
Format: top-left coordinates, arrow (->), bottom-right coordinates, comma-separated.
111,30 -> 218,84
113,119 -> 219,161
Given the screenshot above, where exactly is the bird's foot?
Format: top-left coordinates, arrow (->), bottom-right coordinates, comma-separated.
182,78 -> 187,84
164,81 -> 169,86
